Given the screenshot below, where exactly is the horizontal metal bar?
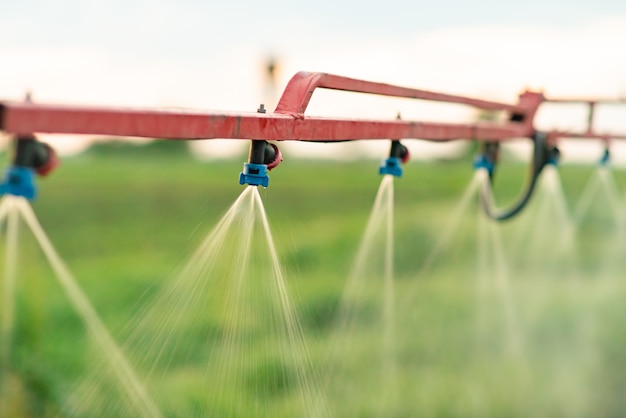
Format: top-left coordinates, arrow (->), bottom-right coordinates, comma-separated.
548,131 -> 626,141
544,98 -> 626,105
0,101 -> 530,141
0,72 -> 549,144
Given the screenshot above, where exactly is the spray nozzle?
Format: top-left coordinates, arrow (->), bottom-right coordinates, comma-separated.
546,146 -> 560,167
379,140 -> 409,177
473,141 -> 499,177
600,148 -> 610,166
239,140 -> 283,187
0,135 -> 60,199
11,135 -> 59,176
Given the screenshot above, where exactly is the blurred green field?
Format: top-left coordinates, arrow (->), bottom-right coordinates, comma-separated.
2,140 -> 626,417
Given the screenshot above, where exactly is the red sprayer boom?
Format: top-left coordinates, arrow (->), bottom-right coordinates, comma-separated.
1,71 -> 624,220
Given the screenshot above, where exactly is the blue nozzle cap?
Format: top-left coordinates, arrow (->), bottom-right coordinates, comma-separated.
0,166 -> 37,199
239,163 -> 269,187
600,149 -> 610,166
546,150 -> 560,167
379,157 -> 403,177
473,154 -> 495,176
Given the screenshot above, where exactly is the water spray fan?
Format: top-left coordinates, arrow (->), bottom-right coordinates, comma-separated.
1,71 -> 625,219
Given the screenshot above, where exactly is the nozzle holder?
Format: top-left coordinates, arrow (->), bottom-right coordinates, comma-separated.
239,140 -> 280,187
473,154 -> 495,177
600,148 -> 610,166
0,166 -> 37,199
12,136 -> 58,175
379,140 -> 408,177
546,146 -> 560,166
0,135 -> 59,199
473,141 -> 499,177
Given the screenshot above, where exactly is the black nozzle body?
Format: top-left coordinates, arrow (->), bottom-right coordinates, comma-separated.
389,140 -> 408,160
12,136 -> 52,169
248,140 -> 276,165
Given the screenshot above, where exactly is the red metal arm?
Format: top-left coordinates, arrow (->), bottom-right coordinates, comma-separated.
274,71 -> 527,115
0,71 -> 542,142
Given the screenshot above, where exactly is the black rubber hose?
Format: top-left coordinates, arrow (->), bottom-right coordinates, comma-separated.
479,132 -> 550,222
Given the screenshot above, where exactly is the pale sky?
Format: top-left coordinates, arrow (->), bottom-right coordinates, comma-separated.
2,0 -> 626,161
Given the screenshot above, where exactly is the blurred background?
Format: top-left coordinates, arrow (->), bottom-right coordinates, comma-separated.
2,0 -> 626,160
2,1 -> 626,417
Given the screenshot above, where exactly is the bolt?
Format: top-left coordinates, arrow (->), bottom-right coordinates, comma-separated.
257,103 -> 266,113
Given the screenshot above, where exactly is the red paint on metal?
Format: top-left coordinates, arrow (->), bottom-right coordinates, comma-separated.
274,72 -> 529,115
545,98 -> 626,104
0,71 -> 548,142
0,102 -> 533,141
548,131 -> 626,143
542,98 -> 626,144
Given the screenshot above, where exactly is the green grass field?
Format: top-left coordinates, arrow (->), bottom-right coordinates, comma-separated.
2,141 -> 626,417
